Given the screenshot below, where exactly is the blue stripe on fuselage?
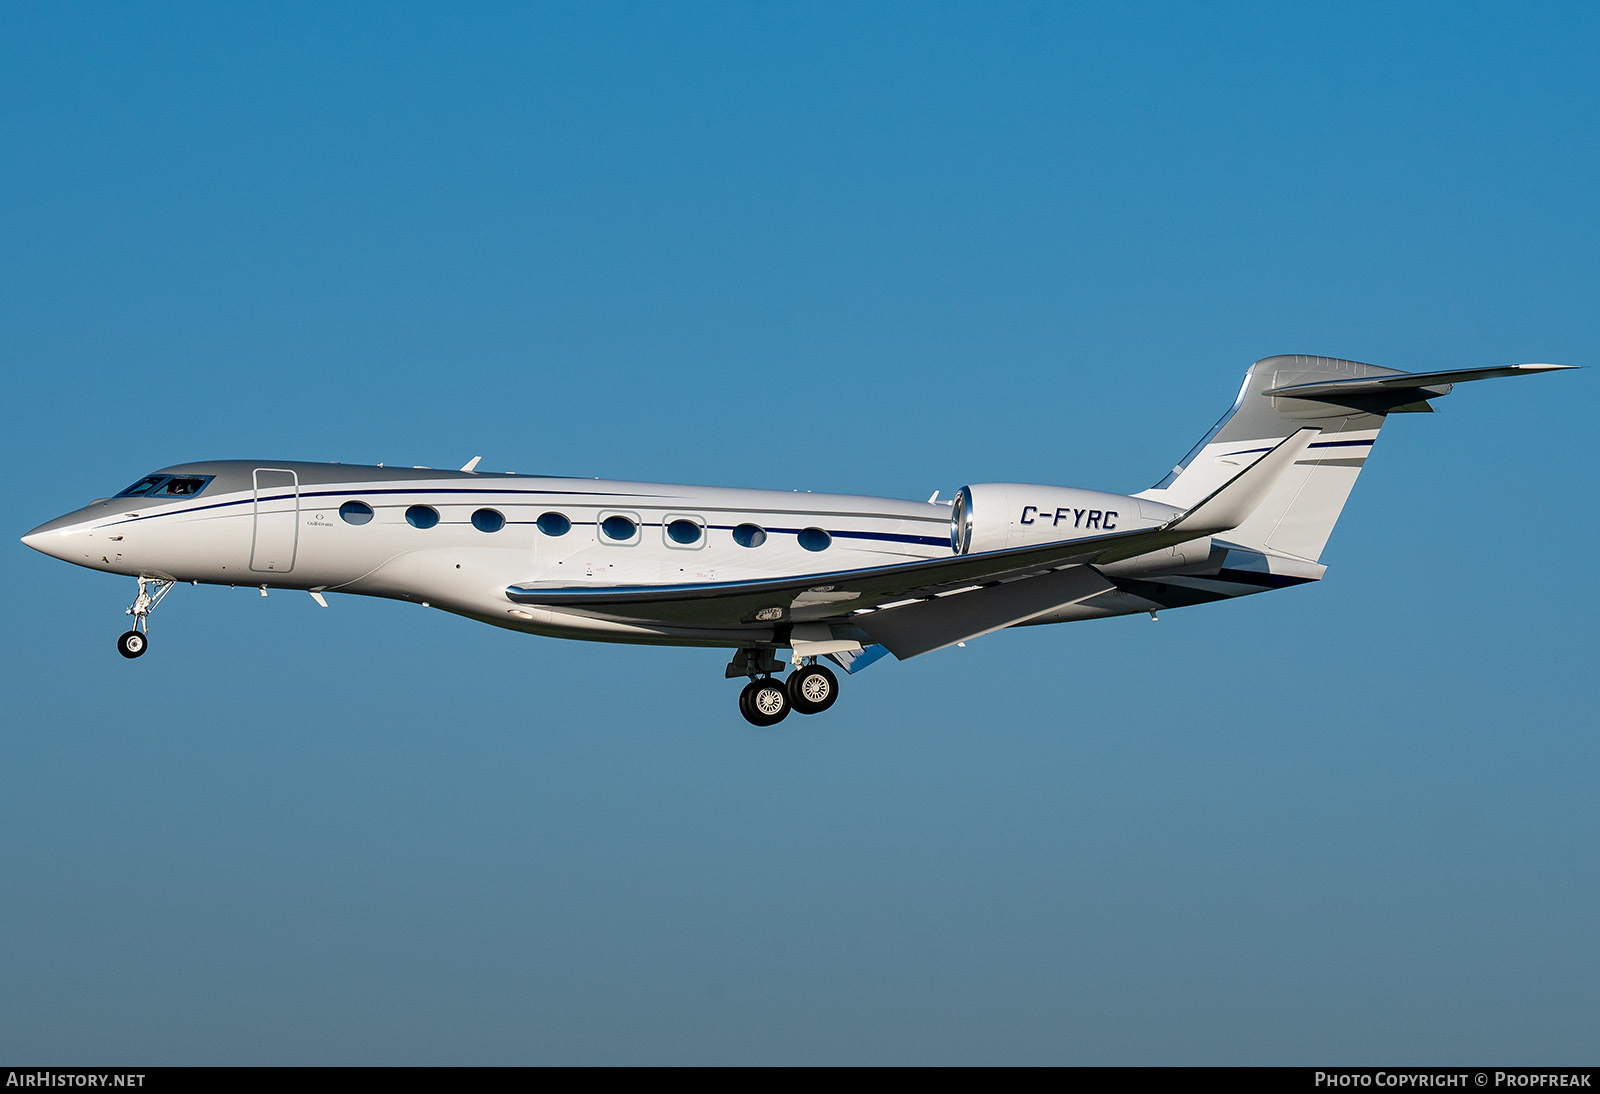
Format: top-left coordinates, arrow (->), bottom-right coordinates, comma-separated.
97,486 -> 953,549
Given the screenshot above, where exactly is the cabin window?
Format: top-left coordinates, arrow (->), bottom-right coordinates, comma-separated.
732,523 -> 767,548
340,501 -> 374,525
536,512 -> 571,537
600,514 -> 638,543
472,508 -> 505,533
666,518 -> 704,546
406,505 -> 440,529
797,527 -> 832,552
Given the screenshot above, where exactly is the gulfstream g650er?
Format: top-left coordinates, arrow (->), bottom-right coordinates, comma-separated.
22,355 -> 1575,725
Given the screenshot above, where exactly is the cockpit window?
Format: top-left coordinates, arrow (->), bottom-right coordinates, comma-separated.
115,474 -> 213,499
117,475 -> 167,497
151,476 -> 208,497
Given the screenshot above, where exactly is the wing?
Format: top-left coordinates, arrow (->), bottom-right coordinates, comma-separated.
508,523 -> 1199,627
506,430 -> 1319,644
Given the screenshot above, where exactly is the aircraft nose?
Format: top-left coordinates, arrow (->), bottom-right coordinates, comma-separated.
22,515 -> 87,562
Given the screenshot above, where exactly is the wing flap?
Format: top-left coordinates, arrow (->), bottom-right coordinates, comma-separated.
854,565 -> 1116,658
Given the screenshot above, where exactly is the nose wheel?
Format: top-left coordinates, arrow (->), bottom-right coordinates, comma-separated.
117,577 -> 174,660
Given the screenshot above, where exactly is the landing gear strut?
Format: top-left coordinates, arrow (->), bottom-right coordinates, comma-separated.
118,577 -> 174,659
726,649 -> 842,726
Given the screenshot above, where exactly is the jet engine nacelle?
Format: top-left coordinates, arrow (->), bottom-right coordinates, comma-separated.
951,483 -> 1183,555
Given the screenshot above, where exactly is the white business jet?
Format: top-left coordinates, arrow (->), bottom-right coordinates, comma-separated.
22,355 -> 1575,725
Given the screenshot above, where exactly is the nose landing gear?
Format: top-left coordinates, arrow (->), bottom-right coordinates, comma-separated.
117,577 -> 174,659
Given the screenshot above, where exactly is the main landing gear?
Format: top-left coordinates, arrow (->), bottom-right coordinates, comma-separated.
727,649 -> 841,727
738,677 -> 791,727
117,577 -> 174,659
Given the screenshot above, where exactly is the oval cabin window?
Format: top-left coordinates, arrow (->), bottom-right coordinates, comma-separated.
666,518 -> 703,545
797,527 -> 831,552
600,515 -> 637,542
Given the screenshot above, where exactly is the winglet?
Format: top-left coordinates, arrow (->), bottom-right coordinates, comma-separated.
460,456 -> 482,473
1168,428 -> 1320,535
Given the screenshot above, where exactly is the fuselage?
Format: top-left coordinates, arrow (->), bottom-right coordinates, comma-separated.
22,460 -> 965,646
22,458 -> 1316,652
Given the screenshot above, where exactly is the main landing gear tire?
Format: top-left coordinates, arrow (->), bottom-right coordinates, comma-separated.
787,664 -> 839,715
739,677 -> 790,727
117,631 -> 147,659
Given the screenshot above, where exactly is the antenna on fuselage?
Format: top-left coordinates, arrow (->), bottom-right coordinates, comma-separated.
460,456 -> 482,473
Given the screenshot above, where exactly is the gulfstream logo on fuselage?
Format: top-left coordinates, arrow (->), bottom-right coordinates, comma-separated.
1019,506 -> 1118,530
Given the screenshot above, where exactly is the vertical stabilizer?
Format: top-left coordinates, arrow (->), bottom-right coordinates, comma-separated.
1139,356 -> 1574,562
1137,355 -> 1402,562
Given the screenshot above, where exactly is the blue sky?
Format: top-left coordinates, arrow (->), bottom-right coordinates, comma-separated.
2,1 -> 1595,1064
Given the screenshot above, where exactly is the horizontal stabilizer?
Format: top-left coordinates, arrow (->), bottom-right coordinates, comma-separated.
1264,363 -> 1577,402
